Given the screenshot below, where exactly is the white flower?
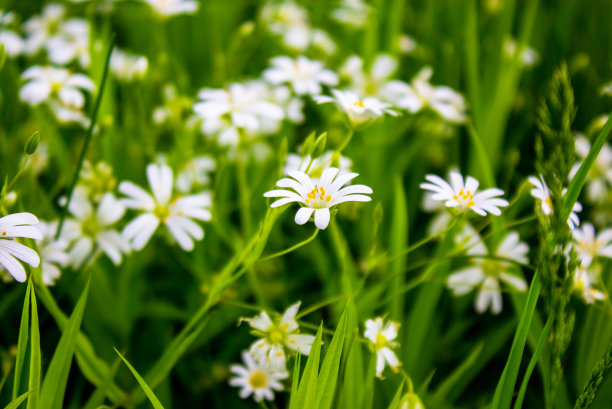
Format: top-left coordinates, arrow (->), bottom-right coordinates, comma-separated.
46,19 -> 90,68
36,220 -> 70,286
283,151 -> 352,178
528,175 -> 582,229
264,55 -> 338,96
175,156 -> 215,194
229,351 -> 287,402
23,4 -> 66,55
504,38 -> 539,68
382,67 -> 467,123
420,171 -> 509,216
120,163 -> 212,251
397,34 -> 417,55
573,265 -> 606,304
63,187 -> 130,268
111,49 -> 149,82
340,54 -> 398,98
570,135 -> 612,203
0,29 -> 24,57
19,65 -> 95,108
264,167 -> 373,230
0,213 -> 42,282
314,89 -> 397,126
194,82 -> 284,146
572,223 -> 612,268
448,230 -> 529,314
143,0 -> 198,16
364,317 -> 401,378
240,302 -> 315,373
331,0 -> 371,28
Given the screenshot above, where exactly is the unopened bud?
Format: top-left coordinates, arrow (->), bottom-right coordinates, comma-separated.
398,392 -> 425,409
24,131 -> 40,155
312,132 -> 327,158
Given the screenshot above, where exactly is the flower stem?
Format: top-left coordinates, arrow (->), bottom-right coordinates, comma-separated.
259,228 -> 319,262
336,127 -> 355,153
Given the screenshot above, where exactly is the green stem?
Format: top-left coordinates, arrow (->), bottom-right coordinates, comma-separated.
56,36 -> 115,240
336,127 -> 355,154
259,228 -> 319,262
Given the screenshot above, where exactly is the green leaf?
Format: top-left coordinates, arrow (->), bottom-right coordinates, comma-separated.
288,349 -> 302,409
314,305 -> 349,409
491,273 -> 542,409
386,381 -> 405,409
13,281 -> 31,400
114,349 -> 165,409
513,317 -> 553,409
388,176 -> 408,320
294,324 -> 323,408
562,113 -> 612,220
26,285 -> 41,409
82,357 -> 122,409
39,277 -> 91,409
4,391 -> 33,409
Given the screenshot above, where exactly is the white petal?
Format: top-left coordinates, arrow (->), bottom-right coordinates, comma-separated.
294,207 -> 314,225
314,208 -> 330,229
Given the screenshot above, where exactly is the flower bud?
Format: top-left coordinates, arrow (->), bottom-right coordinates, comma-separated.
24,131 -> 40,155
398,392 -> 425,409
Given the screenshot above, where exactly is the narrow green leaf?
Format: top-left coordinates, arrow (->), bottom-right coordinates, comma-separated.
82,357 -> 122,409
4,391 -> 33,409
562,113 -> 612,220
386,381 -> 405,409
514,317 -> 553,409
388,177 -> 408,320
114,349 -> 165,409
26,285 -> 41,409
315,305 -> 349,409
288,349 -> 302,409
13,281 -> 31,400
432,342 -> 485,404
295,324 -> 323,408
491,273 -> 542,409
39,277 -> 91,409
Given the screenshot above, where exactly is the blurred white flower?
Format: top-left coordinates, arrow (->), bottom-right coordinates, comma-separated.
240,301 -> 315,373
0,212 -> 42,283
46,19 -> 90,68
397,34 -> 417,55
364,317 -> 401,378
36,220 -> 70,286
529,175 -> 582,229
573,265 -> 606,304
283,151 -> 352,178
340,54 -> 398,99
314,89 -> 397,126
194,82 -> 284,146
19,65 -> 95,109
63,187 -> 129,268
569,135 -> 612,203
331,0 -> 371,28
175,156 -> 215,194
229,351 -> 287,402
111,49 -> 149,82
264,167 -> 372,229
23,4 -> 66,55
120,163 -> 212,251
0,29 -> 24,57
572,223 -> 612,268
143,0 -> 198,17
504,38 -> 539,68
420,171 -> 509,216
264,55 -> 338,96
448,230 -> 528,314
383,67 -> 467,123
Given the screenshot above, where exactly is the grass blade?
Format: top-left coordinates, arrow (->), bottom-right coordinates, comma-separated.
491,273 -> 542,409
386,381 -> 405,409
4,391 -> 33,409
288,349 -> 302,409
26,285 -> 41,409
114,348 -> 166,409
294,324 -> 323,408
12,281 -> 31,400
39,277 -> 91,409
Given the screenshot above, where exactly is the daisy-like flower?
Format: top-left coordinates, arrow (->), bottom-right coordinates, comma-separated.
528,175 -> 582,229
23,4 -> 65,55
120,162 -> 212,251
62,187 -> 130,268
573,265 -> 606,304
110,49 -> 149,82
572,223 -> 612,268
382,67 -> 467,123
314,89 -> 397,126
36,220 -> 70,286
229,351 -> 287,402
264,167 -> 372,230
283,151 -> 352,178
46,19 -> 91,68
448,230 -> 529,314
0,212 -> 42,282
331,0 -> 371,28
569,135 -> 612,203
0,18 -> 24,57
263,55 -> 338,96
19,65 -> 95,109
420,171 -> 509,216
340,54 -> 398,98
364,317 -> 401,378
143,0 -> 198,17
240,302 -> 315,373
175,156 -> 215,194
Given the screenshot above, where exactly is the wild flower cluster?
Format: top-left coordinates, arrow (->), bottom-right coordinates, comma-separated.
1,1 -> 612,409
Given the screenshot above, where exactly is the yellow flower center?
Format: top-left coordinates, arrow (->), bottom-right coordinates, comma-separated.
82,216 -> 100,238
249,371 -> 267,389
153,204 -> 170,222
374,333 -> 388,350
305,185 -> 332,209
353,100 -> 365,108
267,323 -> 289,344
452,188 -> 475,208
